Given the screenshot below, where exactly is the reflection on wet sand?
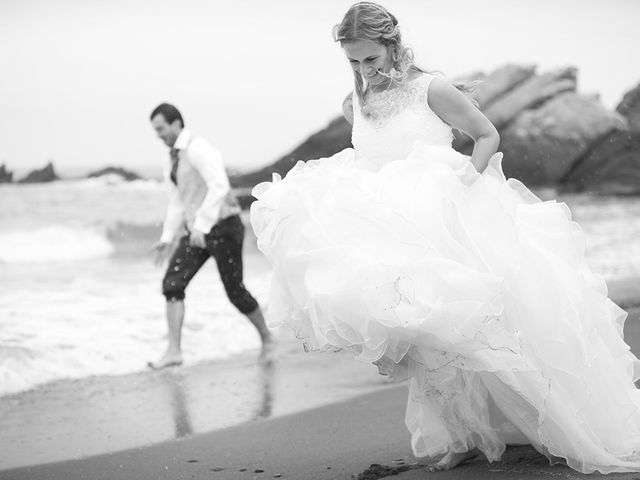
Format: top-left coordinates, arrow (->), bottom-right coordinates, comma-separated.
158,360 -> 275,440
0,354 -> 285,469
0,344 -> 388,471
160,370 -> 193,438
253,362 -> 275,420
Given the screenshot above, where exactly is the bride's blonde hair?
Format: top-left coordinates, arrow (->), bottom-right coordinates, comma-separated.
333,2 -> 477,105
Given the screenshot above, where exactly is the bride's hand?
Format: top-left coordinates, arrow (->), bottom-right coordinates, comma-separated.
469,152 -> 503,180
460,162 -> 481,186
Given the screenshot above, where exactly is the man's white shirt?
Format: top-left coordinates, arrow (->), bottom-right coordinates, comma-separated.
160,129 -> 239,243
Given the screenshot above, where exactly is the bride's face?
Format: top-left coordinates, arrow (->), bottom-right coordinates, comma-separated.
342,39 -> 394,87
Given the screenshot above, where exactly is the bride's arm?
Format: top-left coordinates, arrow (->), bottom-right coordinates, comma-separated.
427,77 -> 499,173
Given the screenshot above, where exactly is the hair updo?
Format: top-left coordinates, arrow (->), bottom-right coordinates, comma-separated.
333,2 -> 420,102
333,2 -> 477,106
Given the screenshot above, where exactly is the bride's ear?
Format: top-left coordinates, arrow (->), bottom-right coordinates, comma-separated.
388,45 -> 398,62
388,46 -> 399,67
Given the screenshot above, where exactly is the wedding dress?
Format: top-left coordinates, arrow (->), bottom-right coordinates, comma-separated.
250,73 -> 640,473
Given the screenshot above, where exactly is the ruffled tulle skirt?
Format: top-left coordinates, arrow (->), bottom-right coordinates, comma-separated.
250,142 -> 640,473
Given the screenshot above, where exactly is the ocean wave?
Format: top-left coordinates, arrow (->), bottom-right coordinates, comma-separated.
0,217 -> 261,264
106,221 -> 163,255
0,177 -> 164,191
65,177 -> 163,189
0,223 -> 164,263
0,320 -> 262,397
0,263 -> 271,397
0,226 -> 115,263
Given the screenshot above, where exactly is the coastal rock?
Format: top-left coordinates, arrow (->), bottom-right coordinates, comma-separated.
499,93 -> 627,184
233,64 -> 636,198
87,166 -> 143,181
232,187 -> 257,210
454,66 -> 578,153
563,130 -> 640,194
233,66 -> 549,190
451,70 -> 484,105
230,116 -> 352,189
475,64 -> 537,108
486,67 -> 578,129
453,70 -> 485,84
0,164 -> 13,183
616,82 -> 640,132
452,64 -> 535,109
18,162 -> 58,183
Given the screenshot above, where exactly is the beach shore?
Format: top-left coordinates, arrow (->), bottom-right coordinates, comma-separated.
1,278 -> 639,480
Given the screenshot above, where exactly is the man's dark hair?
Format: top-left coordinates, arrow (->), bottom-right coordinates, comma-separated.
150,103 -> 185,127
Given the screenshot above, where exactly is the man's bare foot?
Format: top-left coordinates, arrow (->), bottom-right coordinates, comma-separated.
258,338 -> 276,364
148,352 -> 183,370
426,449 -> 480,472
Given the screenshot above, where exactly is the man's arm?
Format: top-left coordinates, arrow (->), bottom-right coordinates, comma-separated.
188,139 -> 230,235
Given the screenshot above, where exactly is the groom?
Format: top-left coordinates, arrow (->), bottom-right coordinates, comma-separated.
148,103 -> 273,369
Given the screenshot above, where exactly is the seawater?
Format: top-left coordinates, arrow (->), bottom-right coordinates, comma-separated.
1,179 -> 639,397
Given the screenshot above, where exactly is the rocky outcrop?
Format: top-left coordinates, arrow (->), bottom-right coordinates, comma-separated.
500,93 -> 627,185
616,83 -> 640,132
475,64 -> 536,108
230,116 -> 352,189
486,67 -> 578,128
564,131 -> 640,194
87,166 -> 143,181
18,162 -> 58,183
452,65 -> 539,151
232,188 -> 256,210
561,83 -> 640,193
0,164 -> 13,183
232,64 -> 640,199
453,70 -> 485,84
455,66 -> 578,153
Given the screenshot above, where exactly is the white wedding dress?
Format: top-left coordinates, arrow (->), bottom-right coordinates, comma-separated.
250,73 -> 640,473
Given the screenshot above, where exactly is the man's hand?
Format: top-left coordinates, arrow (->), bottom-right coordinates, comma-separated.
150,240 -> 171,266
189,230 -> 207,249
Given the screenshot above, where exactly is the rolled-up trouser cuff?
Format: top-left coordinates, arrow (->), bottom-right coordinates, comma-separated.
163,292 -> 186,302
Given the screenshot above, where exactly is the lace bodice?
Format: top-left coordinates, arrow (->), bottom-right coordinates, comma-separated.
352,74 -> 453,168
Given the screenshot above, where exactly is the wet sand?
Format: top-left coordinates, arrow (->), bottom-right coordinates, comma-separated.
0,335 -> 394,471
1,279 -> 639,480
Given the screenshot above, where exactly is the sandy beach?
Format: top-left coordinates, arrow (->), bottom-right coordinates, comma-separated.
1,278 -> 639,480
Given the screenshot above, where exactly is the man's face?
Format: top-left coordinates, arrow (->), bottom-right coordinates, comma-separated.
151,114 -> 182,147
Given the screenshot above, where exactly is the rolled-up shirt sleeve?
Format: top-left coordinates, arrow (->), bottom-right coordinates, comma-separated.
160,174 -> 185,244
188,142 -> 230,234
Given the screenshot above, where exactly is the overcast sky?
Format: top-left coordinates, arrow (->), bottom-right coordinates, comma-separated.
1,0 -> 639,177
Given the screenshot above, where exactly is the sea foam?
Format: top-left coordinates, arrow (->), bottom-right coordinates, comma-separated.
0,226 -> 115,263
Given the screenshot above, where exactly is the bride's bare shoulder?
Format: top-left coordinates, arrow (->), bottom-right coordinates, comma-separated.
342,92 -> 354,125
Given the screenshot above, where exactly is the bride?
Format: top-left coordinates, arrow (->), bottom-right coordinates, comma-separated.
250,1 -> 640,473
